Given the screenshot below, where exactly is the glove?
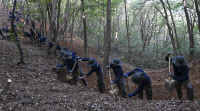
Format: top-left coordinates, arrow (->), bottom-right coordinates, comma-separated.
128,93 -> 133,98
110,81 -> 114,85
106,65 -> 110,70
69,70 -> 73,73
79,75 -> 86,80
168,72 -> 172,77
76,57 -> 81,60
79,77 -> 83,80
167,52 -> 172,57
77,59 -> 82,61
124,74 -> 128,78
57,65 -> 61,68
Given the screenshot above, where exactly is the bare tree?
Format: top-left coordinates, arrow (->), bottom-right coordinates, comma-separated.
183,0 -> 195,60
194,0 -> 200,34
103,0 -> 111,75
81,0 -> 88,57
124,0 -> 130,55
154,0 -> 178,56
44,0 -> 58,55
11,0 -> 24,64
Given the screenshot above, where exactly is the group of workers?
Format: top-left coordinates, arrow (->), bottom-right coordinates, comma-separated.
56,49 -> 194,101
1,9 -> 194,102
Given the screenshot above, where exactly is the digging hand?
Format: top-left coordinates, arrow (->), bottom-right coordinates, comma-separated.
123,74 -> 128,78
106,65 -> 110,70
110,81 -> 114,85
128,93 -> 133,98
168,72 -> 172,77
167,52 -> 172,57
79,75 -> 86,80
69,70 -> 73,73
76,57 -> 82,61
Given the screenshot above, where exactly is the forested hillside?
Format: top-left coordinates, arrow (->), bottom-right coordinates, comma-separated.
0,0 -> 200,110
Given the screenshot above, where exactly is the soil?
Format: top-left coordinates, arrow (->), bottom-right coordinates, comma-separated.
0,4 -> 200,111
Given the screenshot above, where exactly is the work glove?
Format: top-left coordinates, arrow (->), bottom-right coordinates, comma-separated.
69,70 -> 73,73
106,65 -> 110,70
110,81 -> 114,85
128,93 -> 133,98
79,77 -> 83,80
57,65 -> 61,68
79,75 -> 86,80
167,52 -> 172,57
76,57 -> 82,61
168,72 -> 172,77
124,74 -> 128,78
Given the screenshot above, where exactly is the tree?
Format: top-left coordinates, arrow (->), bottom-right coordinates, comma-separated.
154,0 -> 178,56
194,0 -> 200,34
103,0 -> 111,75
11,0 -> 24,64
124,0 -> 130,54
44,0 -> 58,55
81,0 -> 88,58
183,0 -> 195,60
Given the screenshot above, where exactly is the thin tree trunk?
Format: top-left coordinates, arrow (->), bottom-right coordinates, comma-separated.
103,0 -> 111,76
166,0 -> 182,55
44,0 -> 57,55
194,0 -> 200,35
124,0 -> 130,54
11,0 -> 24,64
155,0 -> 178,55
81,0 -> 88,57
183,0 -> 195,60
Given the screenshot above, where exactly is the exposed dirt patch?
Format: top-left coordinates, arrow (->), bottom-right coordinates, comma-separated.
1,4 -> 200,111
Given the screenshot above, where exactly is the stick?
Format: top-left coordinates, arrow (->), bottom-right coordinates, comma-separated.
126,78 -> 130,94
168,56 -> 171,80
66,60 -> 78,79
108,69 -> 114,90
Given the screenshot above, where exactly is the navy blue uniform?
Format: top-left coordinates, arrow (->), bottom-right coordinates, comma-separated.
165,56 -> 194,101
126,68 -> 152,100
110,63 -> 127,98
60,52 -> 87,86
82,58 -> 105,93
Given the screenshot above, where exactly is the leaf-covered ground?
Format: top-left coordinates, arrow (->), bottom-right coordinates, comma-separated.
1,4 -> 200,111
0,39 -> 200,111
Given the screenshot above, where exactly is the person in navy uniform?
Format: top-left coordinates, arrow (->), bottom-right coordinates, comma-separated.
124,68 -> 152,100
107,58 -> 127,98
79,58 -> 105,93
165,52 -> 194,101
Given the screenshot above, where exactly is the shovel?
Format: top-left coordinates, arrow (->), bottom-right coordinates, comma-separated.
165,55 -> 175,92
125,77 -> 130,94
66,60 -> 78,81
108,69 -> 118,96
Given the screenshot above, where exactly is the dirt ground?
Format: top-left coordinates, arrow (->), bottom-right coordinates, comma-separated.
0,4 -> 200,111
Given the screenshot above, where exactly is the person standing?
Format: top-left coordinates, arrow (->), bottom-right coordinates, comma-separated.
165,52 -> 194,101
107,58 -> 127,98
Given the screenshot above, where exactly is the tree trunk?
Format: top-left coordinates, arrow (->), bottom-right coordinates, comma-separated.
156,0 -> 178,56
124,0 -> 130,54
55,0 -> 61,43
183,0 -> 195,60
103,0 -> 111,76
11,0 -> 24,64
81,0 -> 88,57
44,0 -> 57,55
166,0 -> 182,55
194,0 -> 200,35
